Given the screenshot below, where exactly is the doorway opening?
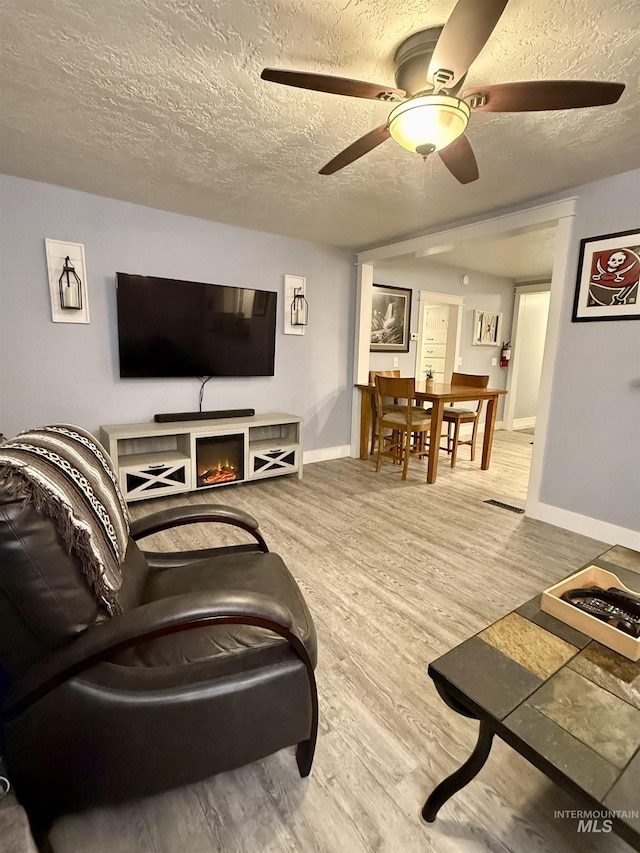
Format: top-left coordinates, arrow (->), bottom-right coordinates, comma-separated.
415,291 -> 463,383
352,197 -> 578,516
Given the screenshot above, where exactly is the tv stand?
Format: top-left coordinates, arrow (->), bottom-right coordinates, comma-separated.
100,413 -> 302,502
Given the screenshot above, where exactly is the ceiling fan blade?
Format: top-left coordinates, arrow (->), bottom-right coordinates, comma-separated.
463,80 -> 626,112
428,0 -> 509,91
438,134 -> 479,184
261,69 -> 405,100
319,125 -> 390,175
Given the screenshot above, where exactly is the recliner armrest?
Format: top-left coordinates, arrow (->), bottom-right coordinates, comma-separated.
129,504 -> 268,552
4,590 -> 306,721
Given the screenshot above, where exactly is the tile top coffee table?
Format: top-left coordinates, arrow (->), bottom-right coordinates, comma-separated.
422,546 -> 640,850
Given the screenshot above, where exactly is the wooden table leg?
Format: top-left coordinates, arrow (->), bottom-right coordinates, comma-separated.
481,395 -> 498,470
359,388 -> 372,461
427,398 -> 444,484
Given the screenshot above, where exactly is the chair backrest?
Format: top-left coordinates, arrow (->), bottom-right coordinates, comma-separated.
451,372 -> 489,389
369,369 -> 400,384
450,372 -> 490,414
370,369 -> 402,417
375,375 -> 422,426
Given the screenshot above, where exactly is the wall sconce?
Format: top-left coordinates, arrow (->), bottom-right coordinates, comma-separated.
59,256 -> 83,310
283,274 -> 307,336
45,239 -> 90,324
290,287 -> 308,326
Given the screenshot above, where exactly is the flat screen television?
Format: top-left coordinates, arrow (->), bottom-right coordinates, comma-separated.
116,273 -> 277,378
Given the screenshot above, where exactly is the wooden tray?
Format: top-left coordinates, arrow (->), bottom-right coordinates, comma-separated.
541,565 -> 640,661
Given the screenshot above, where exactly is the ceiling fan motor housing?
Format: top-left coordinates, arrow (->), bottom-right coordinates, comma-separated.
394,27 -> 448,96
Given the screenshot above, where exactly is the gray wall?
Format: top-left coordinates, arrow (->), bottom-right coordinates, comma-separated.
1,169 -> 639,534
0,176 -> 355,451
540,169 -> 640,531
369,260 -> 515,419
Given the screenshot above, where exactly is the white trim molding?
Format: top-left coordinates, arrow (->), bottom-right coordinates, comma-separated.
525,213 -> 576,515
356,198 -> 578,264
527,501 -> 640,551
513,417 -> 536,430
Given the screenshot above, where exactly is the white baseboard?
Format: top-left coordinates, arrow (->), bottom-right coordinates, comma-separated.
526,500 -> 640,550
459,420 -> 504,438
303,445 -> 351,465
513,417 -> 536,430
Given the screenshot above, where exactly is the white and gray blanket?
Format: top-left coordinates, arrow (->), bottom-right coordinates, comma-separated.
0,425 -> 129,615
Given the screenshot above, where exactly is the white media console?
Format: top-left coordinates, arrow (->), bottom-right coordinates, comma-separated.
100,413 -> 302,502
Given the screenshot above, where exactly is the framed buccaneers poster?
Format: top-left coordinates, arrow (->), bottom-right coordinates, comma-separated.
572,229 -> 640,322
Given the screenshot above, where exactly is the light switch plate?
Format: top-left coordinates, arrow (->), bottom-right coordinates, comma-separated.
491,357 -> 498,366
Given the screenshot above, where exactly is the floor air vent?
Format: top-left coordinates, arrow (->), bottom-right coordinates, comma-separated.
484,499 -> 525,514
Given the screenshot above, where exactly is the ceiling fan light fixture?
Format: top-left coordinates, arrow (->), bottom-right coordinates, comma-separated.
388,95 -> 470,154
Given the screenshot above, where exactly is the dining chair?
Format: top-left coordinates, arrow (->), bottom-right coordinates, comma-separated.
368,369 -> 400,455
442,372 -> 490,467
374,376 -> 431,480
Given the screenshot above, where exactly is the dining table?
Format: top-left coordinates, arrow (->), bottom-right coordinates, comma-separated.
355,380 -> 507,484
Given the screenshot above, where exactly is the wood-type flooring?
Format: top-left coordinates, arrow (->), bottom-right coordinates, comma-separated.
49,432 -> 633,852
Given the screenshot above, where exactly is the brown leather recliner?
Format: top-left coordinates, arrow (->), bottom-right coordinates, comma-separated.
0,491 -> 318,822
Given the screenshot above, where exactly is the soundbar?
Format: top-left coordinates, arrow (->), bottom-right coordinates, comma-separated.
154,409 -> 255,423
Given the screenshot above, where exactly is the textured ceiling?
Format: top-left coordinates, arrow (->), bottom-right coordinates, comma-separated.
420,224 -> 558,278
1,0 -> 638,249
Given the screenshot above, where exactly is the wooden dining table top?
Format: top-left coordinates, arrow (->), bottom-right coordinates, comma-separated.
356,380 -> 507,401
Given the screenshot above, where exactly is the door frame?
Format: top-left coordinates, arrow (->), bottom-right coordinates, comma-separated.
504,283 -> 551,432
351,197 -> 578,519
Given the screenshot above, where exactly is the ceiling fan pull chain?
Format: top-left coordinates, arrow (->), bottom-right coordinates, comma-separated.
422,154 -> 434,192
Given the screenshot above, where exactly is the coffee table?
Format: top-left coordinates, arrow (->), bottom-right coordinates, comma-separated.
422,547 -> 640,850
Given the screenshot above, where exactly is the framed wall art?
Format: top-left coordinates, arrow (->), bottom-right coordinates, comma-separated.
572,229 -> 640,322
370,284 -> 412,352
472,309 -> 503,346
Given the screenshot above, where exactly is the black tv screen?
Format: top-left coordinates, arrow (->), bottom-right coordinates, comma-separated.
116,273 -> 277,378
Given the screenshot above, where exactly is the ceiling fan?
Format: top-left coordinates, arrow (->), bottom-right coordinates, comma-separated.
261,0 -> 625,184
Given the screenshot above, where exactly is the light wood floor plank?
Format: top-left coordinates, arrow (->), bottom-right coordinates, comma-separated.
48,433 -> 632,852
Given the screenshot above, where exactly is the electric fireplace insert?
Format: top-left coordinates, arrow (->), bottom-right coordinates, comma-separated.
196,434 -> 244,487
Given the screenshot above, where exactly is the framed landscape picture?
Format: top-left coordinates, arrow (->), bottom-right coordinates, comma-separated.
370,284 -> 412,352
572,229 -> 640,322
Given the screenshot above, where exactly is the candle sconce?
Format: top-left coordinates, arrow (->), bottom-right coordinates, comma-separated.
59,256 -> 83,310
290,287 -> 308,327
45,239 -> 90,324
283,274 -> 307,336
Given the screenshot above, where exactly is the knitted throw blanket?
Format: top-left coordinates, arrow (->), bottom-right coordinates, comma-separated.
0,425 -> 129,616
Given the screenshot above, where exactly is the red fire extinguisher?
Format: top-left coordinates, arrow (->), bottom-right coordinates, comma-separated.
500,341 -> 511,368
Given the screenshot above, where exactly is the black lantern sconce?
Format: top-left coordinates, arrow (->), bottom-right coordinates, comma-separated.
58,256 -> 83,310
290,286 -> 308,326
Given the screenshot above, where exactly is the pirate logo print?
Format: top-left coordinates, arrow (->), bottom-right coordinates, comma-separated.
573,230 -> 640,322
588,244 -> 640,307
